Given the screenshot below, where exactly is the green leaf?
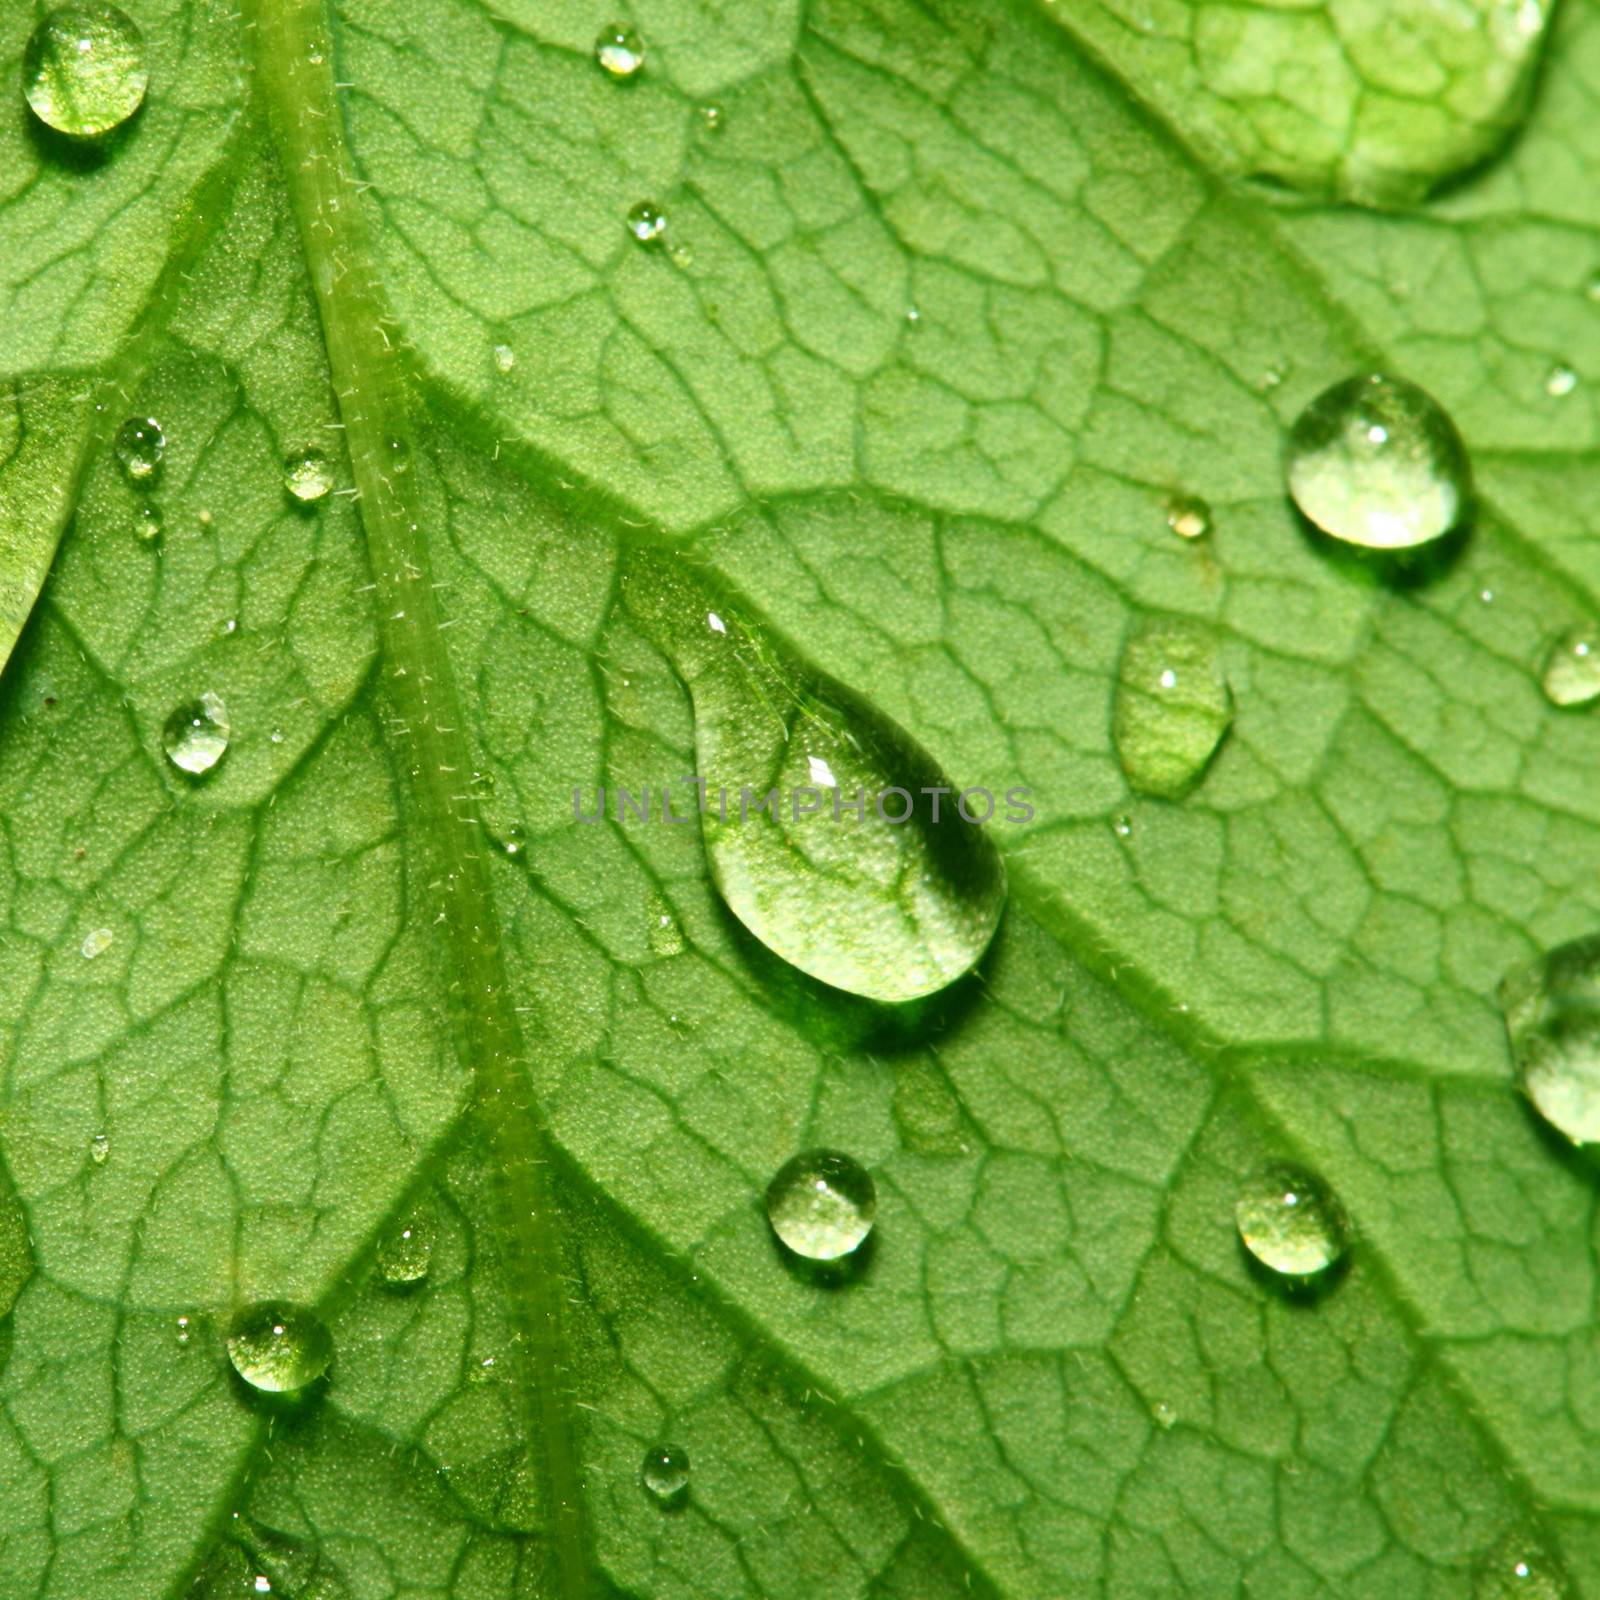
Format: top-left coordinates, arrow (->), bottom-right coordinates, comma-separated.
2,0 -> 1600,1595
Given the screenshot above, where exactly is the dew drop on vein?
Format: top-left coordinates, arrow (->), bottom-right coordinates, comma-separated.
226,1302 -> 333,1394
641,1442 -> 689,1505
766,1149 -> 875,1263
1285,373 -> 1470,550
627,201 -> 666,244
1234,1162 -> 1348,1280
1500,934 -> 1600,1143
89,1132 -> 109,1164
1540,625 -> 1600,708
133,504 -> 162,544
114,415 -> 164,483
1112,619 -> 1232,799
493,343 -> 515,374
376,1208 -> 434,1286
162,692 -> 230,777
23,4 -> 147,138
595,22 -> 644,79
1165,493 -> 1211,541
284,449 -> 333,502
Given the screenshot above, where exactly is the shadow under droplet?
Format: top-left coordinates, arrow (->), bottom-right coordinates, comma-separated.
25,102 -> 144,171
1238,1235 -> 1351,1305
1292,502 -> 1473,590
768,1220 -> 877,1290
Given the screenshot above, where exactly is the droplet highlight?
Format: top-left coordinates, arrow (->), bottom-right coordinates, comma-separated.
1545,363 -> 1578,399
698,101 -> 723,133
226,1302 -> 333,1394
23,4 -> 147,138
641,1442 -> 689,1505
1112,619 -> 1232,799
89,1132 -> 109,1165
493,343 -> 516,374
162,692 -> 231,777
1476,1530 -> 1568,1598
595,22 -> 644,79
133,504 -> 162,544
1286,373 -> 1470,551
80,926 -> 113,959
376,1208 -> 434,1286
766,1149 -> 875,1263
1500,934 -> 1600,1144
1165,494 -> 1211,541
1540,626 -> 1600,709
284,450 -> 333,503
114,416 -> 165,483
1235,1162 -> 1348,1280
626,201 -> 667,245
620,554 -> 1006,1002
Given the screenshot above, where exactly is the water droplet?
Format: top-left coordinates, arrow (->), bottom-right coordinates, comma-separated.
80,926 -> 113,959
1476,1530 -> 1568,1598
162,692 -> 231,778
1112,619 -> 1232,799
620,554 -> 1006,1002
641,1442 -> 689,1505
1500,934 -> 1600,1143
133,504 -> 162,543
384,437 -> 409,474
595,22 -> 644,78
23,4 -> 147,138
89,1132 -> 109,1164
766,1149 -> 875,1262
1235,1162 -> 1348,1280
698,101 -> 723,133
376,1208 -> 434,1285
1165,493 -> 1211,541
493,343 -> 516,374
1285,373 -> 1470,550
1545,363 -> 1579,398
284,449 -> 333,502
175,1314 -> 191,1346
502,822 -> 525,856
1152,1400 -> 1177,1430
1112,814 -> 1133,839
626,201 -> 667,245
1539,626 -> 1600,708
226,1302 -> 333,1394
114,416 -> 165,483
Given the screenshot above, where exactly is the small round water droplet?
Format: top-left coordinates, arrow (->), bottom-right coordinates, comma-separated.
114,416 -> 165,483
641,1442 -> 689,1504
1235,1162 -> 1348,1279
1540,626 -> 1600,708
502,822 -> 525,856
1476,1530 -> 1568,1598
133,504 -> 162,544
376,1209 -> 434,1285
89,1132 -> 109,1164
1152,1400 -> 1177,1430
766,1149 -> 876,1263
595,22 -> 643,79
385,437 -> 409,474
1112,814 -> 1133,839
80,925 -> 113,959
1546,363 -> 1579,399
23,4 -> 147,138
1113,620 -> 1232,799
162,692 -> 231,778
1285,373 -> 1470,551
284,449 -> 333,502
493,343 -> 516,374
175,1313 -> 191,1346
626,201 -> 667,245
226,1302 -> 332,1394
1165,494 -> 1211,541
698,101 -> 723,133
1500,934 -> 1600,1143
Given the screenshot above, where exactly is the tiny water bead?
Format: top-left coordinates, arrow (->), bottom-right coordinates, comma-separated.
175,1314 -> 192,1346
283,449 -> 333,503
89,1132 -> 109,1164
641,1443 -> 689,1505
1165,493 -> 1211,541
1112,619 -> 1232,799
114,416 -> 165,483
384,437 -> 410,474
23,4 -> 148,138
1476,1531 -> 1568,1598
376,1209 -> 434,1285
80,925 -> 113,959
766,1150 -> 876,1263
226,1302 -> 333,1394
698,101 -> 723,133
626,201 -> 667,245
595,22 -> 644,79
1235,1163 -> 1348,1279
493,342 -> 516,374
1285,373 -> 1471,551
1545,362 -> 1578,399
162,692 -> 231,777
1540,626 -> 1600,708
1500,934 -> 1600,1144
133,504 -> 162,543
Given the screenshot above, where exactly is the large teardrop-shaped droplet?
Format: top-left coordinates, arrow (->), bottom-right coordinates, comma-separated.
1112,618 -> 1232,799
1500,934 -> 1600,1144
226,1302 -> 332,1394
23,4 -> 147,138
1285,373 -> 1470,551
620,554 -> 1006,1002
